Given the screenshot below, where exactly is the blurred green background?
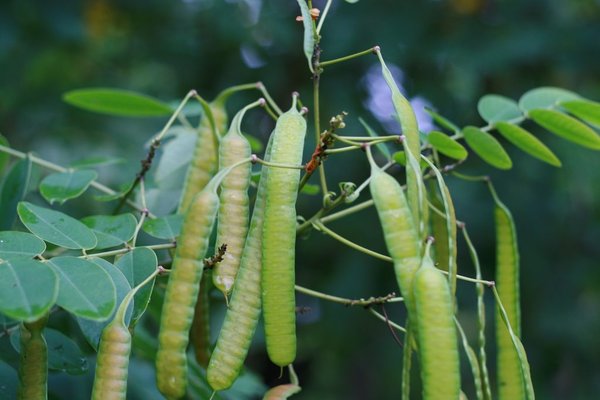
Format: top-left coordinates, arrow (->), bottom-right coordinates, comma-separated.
1,0 -> 599,399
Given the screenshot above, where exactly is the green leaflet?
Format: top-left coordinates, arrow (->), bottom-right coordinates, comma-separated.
560,99 -> 600,128
478,94 -> 522,124
63,88 -> 173,117
494,122 -> 561,167
529,109 -> 600,150
518,87 -> 579,112
428,131 -> 468,160
462,126 -> 512,170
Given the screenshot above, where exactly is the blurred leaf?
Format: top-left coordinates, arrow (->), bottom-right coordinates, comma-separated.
17,202 -> 97,250
393,151 -> 406,166
114,247 -> 157,325
262,384 -> 302,399
0,158 -> 33,230
462,126 -> 512,170
142,214 -> 183,239
529,109 -> 600,150
427,131 -> 468,160
495,122 -> 561,167
0,231 -> 46,260
0,259 -> 58,322
69,156 -> 126,169
39,169 -> 97,205
0,134 -> 9,173
11,328 -> 88,375
0,361 -> 18,399
424,107 -> 459,133
359,118 -> 391,160
244,133 -> 264,153
81,214 -> 137,250
296,0 -> 315,74
154,127 -> 196,185
63,88 -> 173,117
300,183 -> 320,195
518,87 -> 579,112
93,181 -> 133,202
76,258 -> 132,350
345,0 -> 359,3
478,95 -> 522,124
560,99 -> 600,128
47,257 -> 116,321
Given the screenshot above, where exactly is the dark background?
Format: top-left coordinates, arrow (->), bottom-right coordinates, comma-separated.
1,0 -> 599,398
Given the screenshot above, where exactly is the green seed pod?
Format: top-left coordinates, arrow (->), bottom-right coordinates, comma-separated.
212,101 -> 260,295
414,244 -> 460,400
190,273 -> 212,368
261,98 -> 306,367
494,198 -> 525,399
17,316 -> 48,400
207,134 -> 273,391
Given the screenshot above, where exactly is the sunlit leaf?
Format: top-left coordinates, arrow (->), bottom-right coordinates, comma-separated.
518,87 -> 579,112
529,109 -> 600,150
39,170 -> 97,205
47,257 -> 116,320
142,214 -> 183,239
462,126 -> 512,169
393,151 -> 406,166
11,328 -> 88,375
300,183 -> 320,195
63,88 -> 173,117
560,99 -> 600,128
17,202 -> 97,250
0,259 -> 58,322
114,248 -> 157,325
495,122 -> 561,167
244,133 -> 264,153
427,131 -> 468,160
0,231 -> 46,260
478,95 -> 522,124
0,158 -> 32,230
296,0 -> 315,74
76,258 -> 132,350
69,156 -> 126,169
81,214 -> 137,249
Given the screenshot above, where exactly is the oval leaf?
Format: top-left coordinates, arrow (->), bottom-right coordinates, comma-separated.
0,231 -> 46,260
47,257 -> 116,320
560,99 -> 600,128
0,259 -> 58,322
76,258 -> 132,350
17,202 -> 97,250
495,122 -> 561,167
462,126 -> 512,169
39,170 -> 97,205
518,87 -> 580,112
528,109 -> 600,150
142,214 -> 183,239
0,134 -> 9,173
478,95 -> 522,124
428,131 -> 468,160
296,0 -> 315,74
63,88 -> 173,117
0,157 -> 33,230
81,214 -> 137,249
11,328 -> 88,375
115,247 -> 158,324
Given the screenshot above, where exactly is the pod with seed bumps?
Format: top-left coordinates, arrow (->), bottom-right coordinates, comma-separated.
17,316 -> 48,400
261,94 -> 306,367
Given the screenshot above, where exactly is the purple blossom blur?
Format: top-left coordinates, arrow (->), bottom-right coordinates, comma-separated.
362,63 -> 435,134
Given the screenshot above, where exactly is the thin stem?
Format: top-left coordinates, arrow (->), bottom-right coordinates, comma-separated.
82,242 -> 176,259
214,82 -> 259,105
368,308 -> 406,333
451,171 -> 490,182
323,145 -> 361,154
155,90 -> 197,142
334,134 -> 400,141
0,144 -> 147,214
320,199 -> 374,224
318,47 -> 378,68
315,0 -> 332,34
288,364 -> 300,386
256,81 -> 283,115
295,284 -> 401,306
253,157 -> 305,170
313,220 -> 393,262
